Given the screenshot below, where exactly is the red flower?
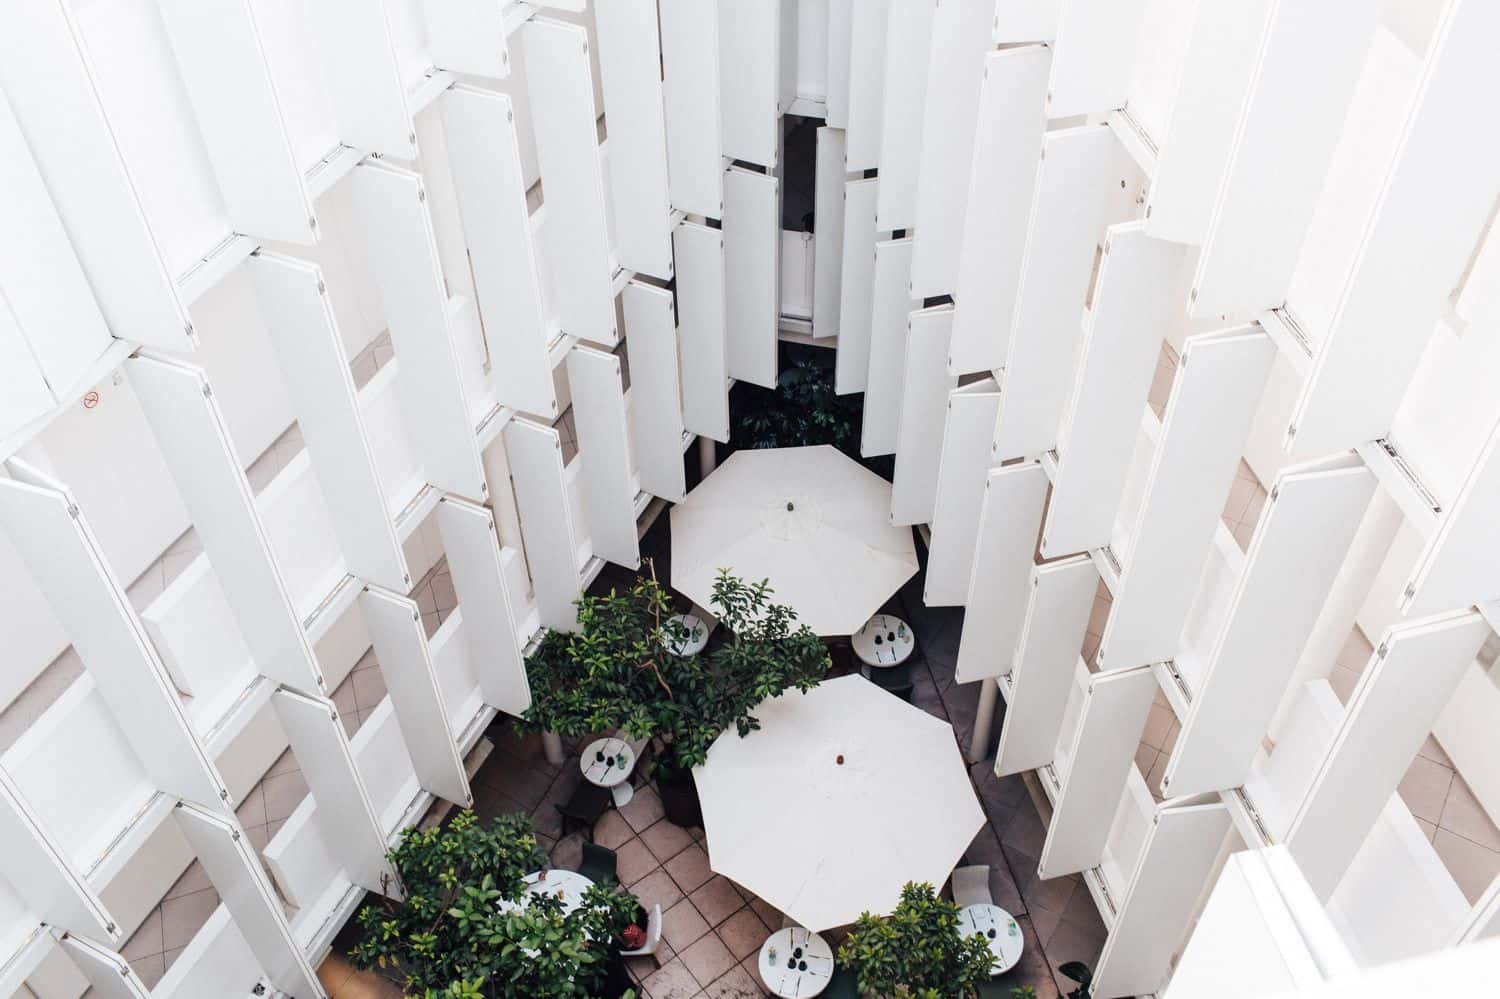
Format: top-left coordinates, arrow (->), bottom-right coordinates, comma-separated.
621,924 -> 646,949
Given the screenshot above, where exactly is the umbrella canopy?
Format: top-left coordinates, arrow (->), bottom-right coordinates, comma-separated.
694,675 -> 985,931
670,445 -> 918,636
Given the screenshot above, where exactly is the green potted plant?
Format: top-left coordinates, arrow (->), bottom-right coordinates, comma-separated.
837,882 -> 997,998
348,811 -> 639,998
519,562 -> 829,826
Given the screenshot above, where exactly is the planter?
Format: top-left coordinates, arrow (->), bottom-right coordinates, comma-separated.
656,767 -> 703,828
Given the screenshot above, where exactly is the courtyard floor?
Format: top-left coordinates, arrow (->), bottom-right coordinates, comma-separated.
320,569 -> 1103,999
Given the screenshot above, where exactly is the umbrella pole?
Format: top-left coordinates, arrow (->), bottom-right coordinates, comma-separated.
543,731 -> 566,766
969,678 -> 1000,764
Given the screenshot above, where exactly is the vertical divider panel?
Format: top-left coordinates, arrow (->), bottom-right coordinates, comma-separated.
950,45 -> 1050,374
566,346 -> 642,569
1286,611 -> 1490,900
1403,421 -> 1500,617
1165,459 -> 1376,797
352,162 -> 487,501
503,420 -> 582,632
875,0 -> 935,231
595,0 -> 673,279
0,466 -> 229,810
954,463 -> 1049,682
421,0 -> 510,78
834,179 -> 880,394
1189,0 -> 1380,318
1039,665 -> 1157,877
0,297 -> 53,435
825,0 -> 852,127
1042,224 -> 1187,556
1100,329 -> 1275,668
844,0 -> 889,171
57,933 -> 150,999
124,353 -> 323,693
270,689 -> 400,896
996,556 -> 1099,775
1092,802 -> 1234,997
995,0 -> 1061,42
0,1 -> 190,348
249,253 -> 408,591
173,803 -> 324,999
1045,0 -> 1148,117
924,383 -> 1002,605
723,167 -> 780,389
812,128 -> 847,339
155,0 -> 314,244
673,222 -> 730,441
718,0 -> 782,167
302,0 -> 414,157
434,495 -> 530,714
1144,0 -> 1273,245
623,282 -> 688,502
443,86 -> 557,420
995,125 -> 1121,459
526,17 -> 618,347
659,0 -> 724,218
860,238 -> 916,456
891,307 -> 958,525
0,771 -> 116,942
1287,0 -> 1500,455
358,587 -> 471,807
909,0 -> 996,299
0,80 -> 111,385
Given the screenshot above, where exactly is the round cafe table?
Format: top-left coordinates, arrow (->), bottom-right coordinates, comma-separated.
852,614 -> 914,668
959,903 -> 1024,975
499,869 -> 595,917
662,612 -> 709,656
757,926 -> 834,998
581,736 -> 636,806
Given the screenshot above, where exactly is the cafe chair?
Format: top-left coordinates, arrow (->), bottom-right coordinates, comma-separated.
951,865 -> 994,909
619,903 -> 663,966
578,841 -> 619,885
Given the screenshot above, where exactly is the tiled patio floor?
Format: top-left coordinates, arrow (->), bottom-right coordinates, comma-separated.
323,570 -> 1105,999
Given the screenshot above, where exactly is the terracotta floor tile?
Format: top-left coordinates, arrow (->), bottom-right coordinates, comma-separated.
702,964 -> 768,998
1440,775 -> 1500,851
1432,828 -> 1500,905
661,899 -> 712,953
666,844 -> 715,894
1398,754 -> 1454,825
642,817 -> 698,863
718,907 -> 772,960
631,867 -> 686,913
692,875 -> 747,927
642,956 -> 703,999
594,808 -> 637,849
680,932 -> 737,987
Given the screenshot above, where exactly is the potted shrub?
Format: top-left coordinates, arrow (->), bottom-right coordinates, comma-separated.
520,562 -> 829,826
348,811 -> 640,998
730,356 -> 862,459
837,882 -> 997,998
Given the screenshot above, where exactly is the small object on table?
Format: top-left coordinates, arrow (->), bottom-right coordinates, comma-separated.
959,903 -> 1023,976
661,612 -> 709,656
758,926 -> 835,998
852,614 -> 914,669
581,736 -> 637,806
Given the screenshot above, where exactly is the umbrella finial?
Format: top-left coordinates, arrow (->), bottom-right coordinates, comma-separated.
786,500 -> 794,512
836,754 -> 845,766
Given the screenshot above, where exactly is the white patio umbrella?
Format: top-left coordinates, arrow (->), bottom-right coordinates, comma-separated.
694,675 -> 986,931
670,445 -> 918,636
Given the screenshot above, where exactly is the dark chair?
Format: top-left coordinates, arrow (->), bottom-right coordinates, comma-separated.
823,967 -> 860,999
866,662 -> 915,702
555,780 -> 611,840
977,980 -> 1011,998
577,841 -> 619,884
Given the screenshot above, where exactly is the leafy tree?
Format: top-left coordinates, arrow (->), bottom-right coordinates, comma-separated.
837,882 -> 998,999
731,358 -> 862,459
518,563 -> 829,776
348,811 -> 638,998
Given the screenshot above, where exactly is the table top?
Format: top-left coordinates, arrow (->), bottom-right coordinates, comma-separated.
851,614 -> 914,667
959,903 -> 1024,975
499,870 -> 595,917
580,737 -> 635,788
757,927 -> 835,998
662,612 -> 710,656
